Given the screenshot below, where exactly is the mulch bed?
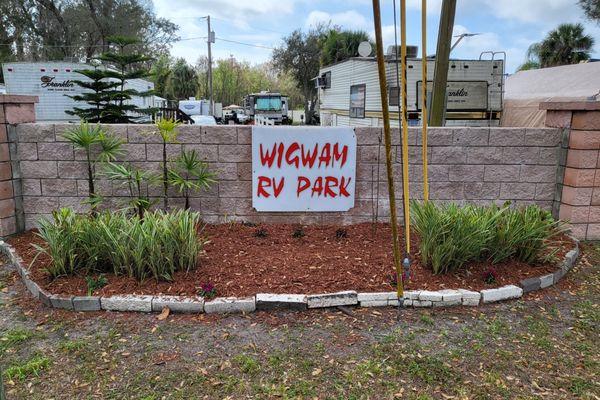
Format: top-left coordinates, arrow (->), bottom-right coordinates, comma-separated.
7,223 -> 573,298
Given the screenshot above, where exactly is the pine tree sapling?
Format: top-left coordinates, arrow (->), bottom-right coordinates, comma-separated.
155,118 -> 180,209
168,150 -> 216,209
62,123 -> 123,212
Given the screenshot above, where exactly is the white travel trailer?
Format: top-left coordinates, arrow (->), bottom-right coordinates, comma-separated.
317,50 -> 504,127
1,61 -> 158,121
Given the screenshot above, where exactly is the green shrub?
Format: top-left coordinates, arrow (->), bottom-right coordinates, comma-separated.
411,202 -> 560,274
34,208 -> 204,281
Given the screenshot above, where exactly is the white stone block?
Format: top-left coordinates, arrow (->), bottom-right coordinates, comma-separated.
151,296 -> 204,313
357,292 -> 397,302
307,291 -> 358,308
256,293 -> 307,310
539,274 -> 554,289
480,285 -> 523,303
389,299 -> 400,306
403,290 -> 421,300
360,300 -> 389,307
419,290 -> 443,302
101,295 -> 153,312
412,300 -> 433,307
204,297 -> 256,314
462,298 -> 480,306
402,299 -> 413,307
458,289 -> 481,300
433,299 -> 462,307
439,289 -> 462,302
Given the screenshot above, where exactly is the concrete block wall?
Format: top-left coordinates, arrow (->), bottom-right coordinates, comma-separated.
543,101 -> 600,240
12,123 -> 561,229
0,95 -> 38,235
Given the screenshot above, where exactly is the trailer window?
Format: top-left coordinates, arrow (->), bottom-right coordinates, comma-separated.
349,84 -> 366,118
388,87 -> 399,107
256,96 -> 282,111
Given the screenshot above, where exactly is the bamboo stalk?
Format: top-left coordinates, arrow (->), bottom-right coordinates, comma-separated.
400,0 -> 412,253
371,0 -> 404,298
422,0 -> 429,201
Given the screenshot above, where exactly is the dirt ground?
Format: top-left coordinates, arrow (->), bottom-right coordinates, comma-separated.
0,244 -> 598,399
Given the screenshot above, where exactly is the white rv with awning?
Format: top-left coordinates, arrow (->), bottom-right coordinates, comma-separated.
316,51 -> 504,127
1,61 -> 159,122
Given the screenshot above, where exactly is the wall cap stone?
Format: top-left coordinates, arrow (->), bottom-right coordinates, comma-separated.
540,101 -> 600,111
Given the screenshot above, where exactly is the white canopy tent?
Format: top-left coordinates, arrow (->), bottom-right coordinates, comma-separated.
502,62 -> 600,127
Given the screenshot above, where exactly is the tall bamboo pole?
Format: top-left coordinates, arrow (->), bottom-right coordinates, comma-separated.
421,0 -> 429,201
371,0 -> 403,298
429,0 -> 457,126
400,0 -> 411,253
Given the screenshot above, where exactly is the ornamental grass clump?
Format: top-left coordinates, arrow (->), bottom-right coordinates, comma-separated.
35,208 -> 204,282
411,201 -> 561,274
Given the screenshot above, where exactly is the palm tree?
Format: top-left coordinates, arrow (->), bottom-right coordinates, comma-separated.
63,123 -> 123,212
168,150 -> 215,210
524,23 -> 594,69
154,118 -> 180,209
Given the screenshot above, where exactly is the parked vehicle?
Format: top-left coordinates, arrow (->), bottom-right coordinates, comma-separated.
191,115 -> 217,125
243,91 -> 291,125
1,61 -> 158,122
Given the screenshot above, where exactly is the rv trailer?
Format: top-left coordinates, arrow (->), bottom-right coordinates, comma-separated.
1,61 -> 158,122
317,49 -> 504,127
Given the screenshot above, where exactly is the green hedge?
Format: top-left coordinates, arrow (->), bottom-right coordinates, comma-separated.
34,208 -> 204,281
411,202 -> 561,274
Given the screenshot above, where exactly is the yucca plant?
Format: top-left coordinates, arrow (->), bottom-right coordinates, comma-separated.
168,149 -> 216,209
104,162 -> 159,218
63,123 -> 123,212
155,118 -> 180,209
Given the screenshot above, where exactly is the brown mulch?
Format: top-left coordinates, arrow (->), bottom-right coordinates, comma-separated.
7,223 -> 572,298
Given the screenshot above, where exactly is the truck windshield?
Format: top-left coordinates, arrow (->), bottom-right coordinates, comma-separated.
255,96 -> 282,111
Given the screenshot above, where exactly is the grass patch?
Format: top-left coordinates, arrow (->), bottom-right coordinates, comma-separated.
58,339 -> 88,352
233,354 -> 260,375
0,328 -> 35,353
4,356 -> 50,381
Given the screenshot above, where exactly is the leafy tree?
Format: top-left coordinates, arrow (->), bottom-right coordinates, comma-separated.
165,58 -> 198,100
516,60 -> 540,72
150,54 -> 173,99
155,118 -> 180,209
273,27 -> 324,123
579,0 -> 600,22
168,150 -> 215,210
524,23 -> 594,69
63,123 -> 123,213
320,29 -> 371,66
0,0 -> 178,64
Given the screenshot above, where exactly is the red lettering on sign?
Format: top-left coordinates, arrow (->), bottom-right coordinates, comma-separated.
311,177 -> 323,196
318,143 -> 331,168
333,143 -> 348,168
297,176 -> 310,196
301,144 -> 318,168
276,143 -> 285,168
285,142 -> 300,168
324,176 -> 337,197
259,144 -> 277,167
339,176 -> 351,197
273,177 -> 285,197
257,176 -> 271,197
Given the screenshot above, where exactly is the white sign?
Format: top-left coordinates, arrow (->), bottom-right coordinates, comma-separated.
417,80 -> 488,111
252,126 -> 356,212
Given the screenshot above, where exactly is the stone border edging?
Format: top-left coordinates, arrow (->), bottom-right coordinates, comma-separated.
0,237 -> 580,314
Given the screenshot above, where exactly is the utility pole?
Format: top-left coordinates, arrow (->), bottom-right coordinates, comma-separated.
207,15 -> 215,116
429,0 -> 456,126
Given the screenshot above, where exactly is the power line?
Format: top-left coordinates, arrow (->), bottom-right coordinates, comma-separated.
215,37 -> 275,50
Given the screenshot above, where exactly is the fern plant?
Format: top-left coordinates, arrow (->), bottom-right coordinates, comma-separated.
168,150 -> 215,209
62,123 -> 123,212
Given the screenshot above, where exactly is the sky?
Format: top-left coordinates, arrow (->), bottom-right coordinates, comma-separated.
152,0 -> 600,74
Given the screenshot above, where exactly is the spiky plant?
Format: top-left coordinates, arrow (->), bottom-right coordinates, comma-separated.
168,150 -> 216,209
62,123 -> 123,213
104,162 -> 159,218
155,118 -> 180,209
